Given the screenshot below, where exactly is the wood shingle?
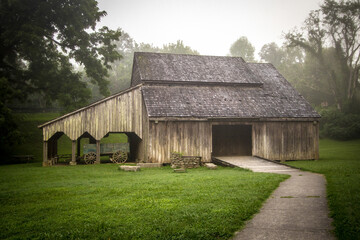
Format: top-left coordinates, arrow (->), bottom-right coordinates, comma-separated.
131,52 -> 263,86
138,53 -> 320,119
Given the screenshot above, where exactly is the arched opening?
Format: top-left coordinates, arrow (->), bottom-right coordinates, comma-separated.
87,132 -> 142,164
47,132 -> 72,165
98,132 -> 129,163
78,132 -> 140,164
76,132 -> 96,164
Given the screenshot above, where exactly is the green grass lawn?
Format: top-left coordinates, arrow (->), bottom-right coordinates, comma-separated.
286,139 -> 360,240
8,113 -> 360,239
0,164 -> 288,240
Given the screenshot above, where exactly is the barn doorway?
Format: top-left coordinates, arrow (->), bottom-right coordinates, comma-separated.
212,125 -> 252,156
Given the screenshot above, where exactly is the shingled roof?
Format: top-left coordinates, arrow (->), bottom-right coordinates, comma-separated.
137,53 -> 320,119
131,52 -> 262,86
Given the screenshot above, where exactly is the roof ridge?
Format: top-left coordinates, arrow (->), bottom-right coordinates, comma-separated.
133,51 -> 246,60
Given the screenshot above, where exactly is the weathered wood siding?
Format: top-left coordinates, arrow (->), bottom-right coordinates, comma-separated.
253,121 -> 319,161
147,120 -> 319,163
147,121 -> 212,163
42,86 -> 143,141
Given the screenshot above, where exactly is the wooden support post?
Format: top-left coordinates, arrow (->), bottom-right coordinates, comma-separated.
70,140 -> 77,165
42,141 -> 48,166
314,123 -> 320,160
96,140 -> 101,164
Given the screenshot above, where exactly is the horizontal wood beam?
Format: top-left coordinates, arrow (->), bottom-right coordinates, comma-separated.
149,117 -> 320,122
143,81 -> 263,88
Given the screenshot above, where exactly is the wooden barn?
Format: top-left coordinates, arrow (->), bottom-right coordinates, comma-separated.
39,52 -> 321,166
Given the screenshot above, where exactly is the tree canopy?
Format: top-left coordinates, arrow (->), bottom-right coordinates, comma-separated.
89,34 -> 200,102
285,0 -> 360,111
0,0 -> 121,110
0,0 -> 121,152
260,42 -> 336,107
229,36 -> 255,62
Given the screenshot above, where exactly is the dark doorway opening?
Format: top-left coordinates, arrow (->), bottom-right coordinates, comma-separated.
212,125 -> 252,156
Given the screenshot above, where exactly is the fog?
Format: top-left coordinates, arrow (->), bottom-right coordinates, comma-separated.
97,0 -> 321,57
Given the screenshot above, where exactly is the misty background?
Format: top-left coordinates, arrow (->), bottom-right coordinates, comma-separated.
2,0 -> 360,152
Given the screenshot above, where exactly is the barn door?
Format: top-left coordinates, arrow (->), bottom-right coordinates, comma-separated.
212,125 -> 252,156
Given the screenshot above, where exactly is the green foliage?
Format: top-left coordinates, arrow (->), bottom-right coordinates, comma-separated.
161,40 -> 200,55
287,139 -> 360,240
259,42 -> 284,67
259,41 -> 338,107
229,36 -> 255,62
0,0 -> 121,150
0,0 -> 121,107
318,108 -> 360,140
285,0 -> 360,111
2,113 -> 59,164
0,78 -> 24,156
0,164 -> 287,239
89,30 -> 200,102
171,151 -> 184,157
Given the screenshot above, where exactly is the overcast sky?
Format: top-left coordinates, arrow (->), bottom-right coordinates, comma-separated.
97,0 -> 322,58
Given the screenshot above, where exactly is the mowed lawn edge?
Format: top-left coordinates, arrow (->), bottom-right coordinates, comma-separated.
0,164 -> 288,240
286,139 -> 360,240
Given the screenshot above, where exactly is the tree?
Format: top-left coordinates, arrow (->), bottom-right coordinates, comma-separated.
259,42 -> 284,68
0,0 -> 121,153
259,41 -> 337,106
94,35 -> 200,102
229,36 -> 255,62
161,40 -> 200,55
285,0 -> 360,111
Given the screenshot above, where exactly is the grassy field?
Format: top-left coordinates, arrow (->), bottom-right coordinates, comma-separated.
286,139 -> 360,240
0,164 -> 287,239
7,113 -> 360,239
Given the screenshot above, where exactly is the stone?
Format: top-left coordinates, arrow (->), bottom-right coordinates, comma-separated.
173,168 -> 186,173
69,161 -> 77,166
119,165 -> 141,172
170,153 -> 201,169
205,163 -> 217,169
137,163 -> 162,168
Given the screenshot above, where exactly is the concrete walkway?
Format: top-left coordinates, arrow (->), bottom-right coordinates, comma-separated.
215,156 -> 335,240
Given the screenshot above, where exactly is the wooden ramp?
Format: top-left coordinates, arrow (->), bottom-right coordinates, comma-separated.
213,156 -> 298,173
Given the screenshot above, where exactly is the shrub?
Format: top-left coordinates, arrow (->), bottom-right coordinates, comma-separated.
319,108 -> 360,140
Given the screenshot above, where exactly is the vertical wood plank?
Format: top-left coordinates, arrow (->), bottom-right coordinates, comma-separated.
314,123 -> 319,160
71,140 -> 77,165
43,141 -> 48,166
96,140 -> 101,164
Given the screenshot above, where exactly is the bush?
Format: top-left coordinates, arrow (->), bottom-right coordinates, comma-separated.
319,108 -> 360,140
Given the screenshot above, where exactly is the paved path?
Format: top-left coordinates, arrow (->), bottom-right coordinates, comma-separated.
215,156 -> 335,240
